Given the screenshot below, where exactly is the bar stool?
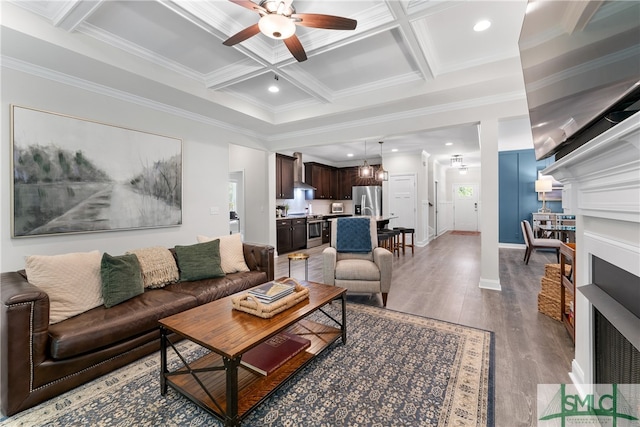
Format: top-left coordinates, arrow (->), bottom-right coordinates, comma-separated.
287,252 -> 309,281
380,228 -> 401,256
377,231 -> 392,251
388,229 -> 401,257
393,227 -> 415,255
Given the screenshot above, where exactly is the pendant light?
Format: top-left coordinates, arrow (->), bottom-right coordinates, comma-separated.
375,141 -> 388,181
358,141 -> 373,178
450,155 -> 463,168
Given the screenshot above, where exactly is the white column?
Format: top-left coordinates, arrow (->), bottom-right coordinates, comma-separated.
479,119 -> 501,290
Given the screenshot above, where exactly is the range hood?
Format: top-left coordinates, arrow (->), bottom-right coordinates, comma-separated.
292,152 -> 316,190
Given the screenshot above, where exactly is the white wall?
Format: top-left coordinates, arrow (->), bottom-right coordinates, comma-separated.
384,152 -> 428,244
229,144 -> 270,245
1,68 -> 267,271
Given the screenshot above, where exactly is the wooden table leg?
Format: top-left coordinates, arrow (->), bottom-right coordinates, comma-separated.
160,326 -> 168,395
223,356 -> 240,426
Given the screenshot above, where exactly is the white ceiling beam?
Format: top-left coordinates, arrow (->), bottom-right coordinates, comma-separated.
53,0 -> 105,32
385,0 -> 433,81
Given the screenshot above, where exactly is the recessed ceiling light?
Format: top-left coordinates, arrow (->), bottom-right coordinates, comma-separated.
391,148 -> 398,152
269,74 -> 280,93
445,142 -> 453,146
347,153 -> 354,157
474,20 -> 491,32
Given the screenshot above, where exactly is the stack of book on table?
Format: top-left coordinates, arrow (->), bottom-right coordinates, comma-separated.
248,281 -> 295,303
241,331 -> 311,376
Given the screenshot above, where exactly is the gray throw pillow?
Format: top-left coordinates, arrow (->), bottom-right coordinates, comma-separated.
101,253 -> 144,308
175,239 -> 225,282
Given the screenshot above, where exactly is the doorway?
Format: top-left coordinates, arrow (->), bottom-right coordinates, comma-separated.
388,174 -> 417,230
229,171 -> 244,237
453,183 -> 479,231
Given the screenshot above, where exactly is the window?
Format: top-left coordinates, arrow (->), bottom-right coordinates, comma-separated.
457,186 -> 474,198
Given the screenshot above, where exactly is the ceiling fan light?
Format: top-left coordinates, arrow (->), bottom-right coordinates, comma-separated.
259,14 -> 296,39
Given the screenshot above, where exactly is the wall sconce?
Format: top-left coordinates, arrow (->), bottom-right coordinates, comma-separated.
358,141 -> 373,178
451,155 -> 463,168
375,141 -> 388,181
535,178 -> 553,212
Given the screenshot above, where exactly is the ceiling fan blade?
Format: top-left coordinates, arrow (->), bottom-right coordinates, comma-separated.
292,13 -> 357,30
228,0 -> 266,14
283,35 -> 307,62
223,23 -> 261,46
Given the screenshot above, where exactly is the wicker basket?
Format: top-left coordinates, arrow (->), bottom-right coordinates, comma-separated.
537,291 -> 570,321
540,276 -> 561,301
232,278 -> 310,318
545,263 -> 571,280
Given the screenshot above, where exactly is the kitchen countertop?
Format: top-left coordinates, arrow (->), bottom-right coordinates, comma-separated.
276,213 -> 354,220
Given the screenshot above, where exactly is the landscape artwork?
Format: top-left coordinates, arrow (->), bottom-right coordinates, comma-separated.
11,105 -> 182,237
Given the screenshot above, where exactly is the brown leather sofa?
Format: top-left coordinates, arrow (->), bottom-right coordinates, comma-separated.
1,242 -> 274,416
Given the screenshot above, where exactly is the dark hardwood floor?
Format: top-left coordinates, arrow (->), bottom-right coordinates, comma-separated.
275,231 -> 574,427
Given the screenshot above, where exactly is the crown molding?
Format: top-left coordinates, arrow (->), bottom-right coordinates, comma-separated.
266,90 -> 524,142
2,55 -> 262,140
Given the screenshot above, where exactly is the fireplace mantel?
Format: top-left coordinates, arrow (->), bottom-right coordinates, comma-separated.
544,111 -> 640,223
542,110 -> 640,389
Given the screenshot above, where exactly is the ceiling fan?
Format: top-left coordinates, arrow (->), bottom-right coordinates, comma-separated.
223,0 -> 357,62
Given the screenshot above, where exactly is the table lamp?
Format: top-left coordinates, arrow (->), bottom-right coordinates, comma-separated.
535,179 -> 553,212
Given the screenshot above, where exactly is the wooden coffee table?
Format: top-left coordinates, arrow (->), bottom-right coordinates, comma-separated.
158,280 -> 347,426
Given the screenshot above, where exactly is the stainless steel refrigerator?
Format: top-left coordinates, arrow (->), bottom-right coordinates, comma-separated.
353,186 -> 382,217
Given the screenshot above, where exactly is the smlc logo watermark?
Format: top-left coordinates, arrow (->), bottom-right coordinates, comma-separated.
538,384 -> 640,427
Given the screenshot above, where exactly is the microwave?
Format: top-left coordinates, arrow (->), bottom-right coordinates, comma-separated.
331,203 -> 344,214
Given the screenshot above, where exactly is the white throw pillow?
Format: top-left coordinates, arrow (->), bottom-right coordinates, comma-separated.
25,250 -> 104,324
197,233 -> 250,274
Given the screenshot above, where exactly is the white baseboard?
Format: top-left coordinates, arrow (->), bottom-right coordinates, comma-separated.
479,278 -> 502,291
499,243 -> 525,249
569,359 -> 586,395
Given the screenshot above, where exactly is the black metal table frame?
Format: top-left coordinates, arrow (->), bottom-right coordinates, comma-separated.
160,293 -> 346,427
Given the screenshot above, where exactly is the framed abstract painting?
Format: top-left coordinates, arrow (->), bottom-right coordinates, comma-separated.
11,105 -> 182,237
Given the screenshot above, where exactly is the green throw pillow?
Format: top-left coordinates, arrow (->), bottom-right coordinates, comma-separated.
174,239 -> 225,282
101,253 -> 144,308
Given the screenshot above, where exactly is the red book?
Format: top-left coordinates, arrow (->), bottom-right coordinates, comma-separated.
241,331 -> 311,376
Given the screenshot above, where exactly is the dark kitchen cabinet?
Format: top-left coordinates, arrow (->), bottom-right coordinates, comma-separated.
337,167 -> 357,199
291,219 -> 307,250
276,154 -> 295,199
322,220 -> 331,244
305,162 -> 337,200
276,218 -> 307,254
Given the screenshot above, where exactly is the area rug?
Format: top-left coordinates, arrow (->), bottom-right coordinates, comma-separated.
0,303 -> 494,427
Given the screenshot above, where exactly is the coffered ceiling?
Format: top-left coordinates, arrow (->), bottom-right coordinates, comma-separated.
3,0 -> 535,167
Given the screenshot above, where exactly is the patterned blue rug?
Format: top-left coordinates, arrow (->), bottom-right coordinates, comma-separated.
1,303 -> 494,426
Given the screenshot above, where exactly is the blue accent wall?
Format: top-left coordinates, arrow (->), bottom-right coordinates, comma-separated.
499,149 -> 561,244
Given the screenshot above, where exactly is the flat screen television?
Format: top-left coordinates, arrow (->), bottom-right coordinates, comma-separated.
519,1 -> 640,160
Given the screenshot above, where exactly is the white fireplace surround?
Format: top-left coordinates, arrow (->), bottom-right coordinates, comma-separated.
543,110 -> 640,392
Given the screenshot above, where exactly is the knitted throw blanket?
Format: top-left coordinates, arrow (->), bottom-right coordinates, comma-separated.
126,246 -> 179,288
336,217 -> 372,253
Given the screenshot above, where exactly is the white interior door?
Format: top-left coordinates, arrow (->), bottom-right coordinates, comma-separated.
388,174 -> 416,229
453,184 -> 478,231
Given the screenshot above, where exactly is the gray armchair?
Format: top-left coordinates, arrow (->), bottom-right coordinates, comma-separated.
323,217 -> 393,306
521,219 -> 561,264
